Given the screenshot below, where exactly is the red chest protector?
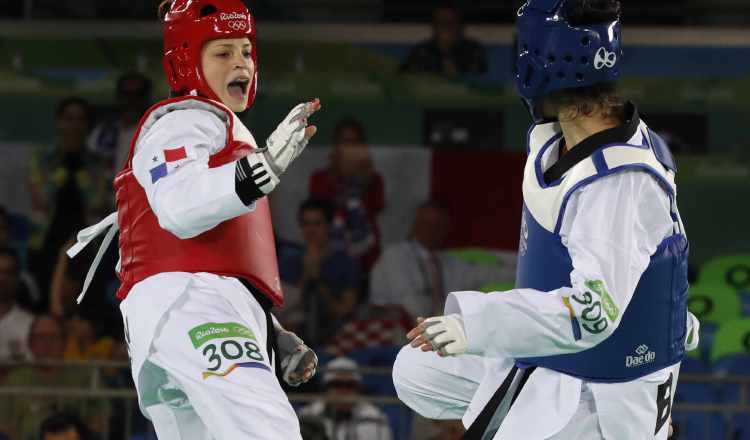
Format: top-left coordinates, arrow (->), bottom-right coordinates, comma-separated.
114,96 -> 283,307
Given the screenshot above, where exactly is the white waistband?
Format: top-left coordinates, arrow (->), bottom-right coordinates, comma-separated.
66,211 -> 119,304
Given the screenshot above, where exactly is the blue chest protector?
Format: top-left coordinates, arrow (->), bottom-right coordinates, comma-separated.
515,124 -> 689,382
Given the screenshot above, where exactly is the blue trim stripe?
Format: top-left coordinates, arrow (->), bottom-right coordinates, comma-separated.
149,163 -> 167,183
669,195 -> 680,224
534,132 -> 565,188
592,151 -> 608,175
525,124 -> 535,156
641,130 -> 651,148
236,361 -> 272,372
202,361 -> 271,380
570,317 -> 582,341
562,296 -> 582,341
554,163 -> 676,234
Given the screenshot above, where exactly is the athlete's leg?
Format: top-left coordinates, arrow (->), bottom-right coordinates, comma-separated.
595,363 -> 680,440
392,344 -> 486,420
547,383 -> 604,440
137,360 -> 212,440
146,279 -> 301,440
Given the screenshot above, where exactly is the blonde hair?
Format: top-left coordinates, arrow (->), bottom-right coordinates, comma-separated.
544,83 -> 627,123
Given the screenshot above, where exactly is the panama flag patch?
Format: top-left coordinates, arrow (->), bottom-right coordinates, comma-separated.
150,146 -> 188,183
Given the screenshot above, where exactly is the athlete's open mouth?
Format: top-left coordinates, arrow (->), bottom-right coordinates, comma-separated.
227,77 -> 250,100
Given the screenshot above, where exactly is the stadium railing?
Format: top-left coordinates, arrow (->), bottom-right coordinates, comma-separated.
0,360 -> 403,439
0,361 -> 749,439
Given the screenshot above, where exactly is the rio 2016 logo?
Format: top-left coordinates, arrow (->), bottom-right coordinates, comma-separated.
220,12 -> 247,21
594,47 -> 617,70
227,20 -> 247,31
218,12 -> 249,32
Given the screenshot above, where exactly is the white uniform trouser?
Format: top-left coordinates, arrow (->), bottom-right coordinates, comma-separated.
121,273 -> 301,440
393,345 -> 678,440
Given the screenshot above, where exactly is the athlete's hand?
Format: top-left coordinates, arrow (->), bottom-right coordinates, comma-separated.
407,314 -> 468,357
277,328 -> 318,386
262,98 -> 321,179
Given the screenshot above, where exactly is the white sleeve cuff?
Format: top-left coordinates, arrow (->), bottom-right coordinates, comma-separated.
445,291 -> 492,356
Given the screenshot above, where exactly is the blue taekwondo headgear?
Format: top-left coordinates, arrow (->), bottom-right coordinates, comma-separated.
515,0 -> 622,122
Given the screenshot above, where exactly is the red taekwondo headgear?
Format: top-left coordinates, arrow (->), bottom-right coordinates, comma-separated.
162,0 -> 258,107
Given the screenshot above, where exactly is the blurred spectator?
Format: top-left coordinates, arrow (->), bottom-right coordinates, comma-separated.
299,357 -> 392,440
0,227 -> 43,312
0,213 -> 41,311
299,417 -> 329,440
370,202 -> 516,319
399,3 -> 488,78
39,413 -> 91,440
49,241 -> 122,350
51,251 -> 126,385
274,237 -> 307,335
0,315 -> 109,440
2,206 -> 41,312
87,72 -> 153,174
0,206 -> 31,269
410,417 -> 465,440
278,199 -> 362,345
62,316 -> 116,363
0,247 -> 34,363
427,420 -> 465,440
309,117 -> 384,273
28,0 -> 97,19
27,97 -> 109,295
49,241 -> 83,319
0,207 -> 9,248
324,304 -> 411,357
0,0 -> 22,17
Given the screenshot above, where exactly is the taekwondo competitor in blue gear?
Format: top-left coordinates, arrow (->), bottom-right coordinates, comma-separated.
394,1 -> 699,439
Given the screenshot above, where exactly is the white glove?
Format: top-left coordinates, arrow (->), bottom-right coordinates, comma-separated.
423,314 -> 468,357
261,99 -> 320,183
276,328 -> 318,387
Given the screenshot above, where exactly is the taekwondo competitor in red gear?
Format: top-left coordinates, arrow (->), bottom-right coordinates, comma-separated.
67,1 -> 320,438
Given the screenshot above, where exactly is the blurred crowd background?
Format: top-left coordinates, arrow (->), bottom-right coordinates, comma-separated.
0,1 -> 748,440
0,0 -> 748,24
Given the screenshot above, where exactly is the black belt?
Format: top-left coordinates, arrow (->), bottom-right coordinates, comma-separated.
238,278 -> 280,377
462,366 -> 537,439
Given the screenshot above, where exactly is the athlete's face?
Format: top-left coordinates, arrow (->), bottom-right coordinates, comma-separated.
201,38 -> 255,112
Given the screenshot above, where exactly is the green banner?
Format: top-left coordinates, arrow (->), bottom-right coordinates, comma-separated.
188,322 -> 257,349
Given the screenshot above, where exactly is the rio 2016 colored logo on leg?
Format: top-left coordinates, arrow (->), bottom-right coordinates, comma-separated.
188,322 -> 270,379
